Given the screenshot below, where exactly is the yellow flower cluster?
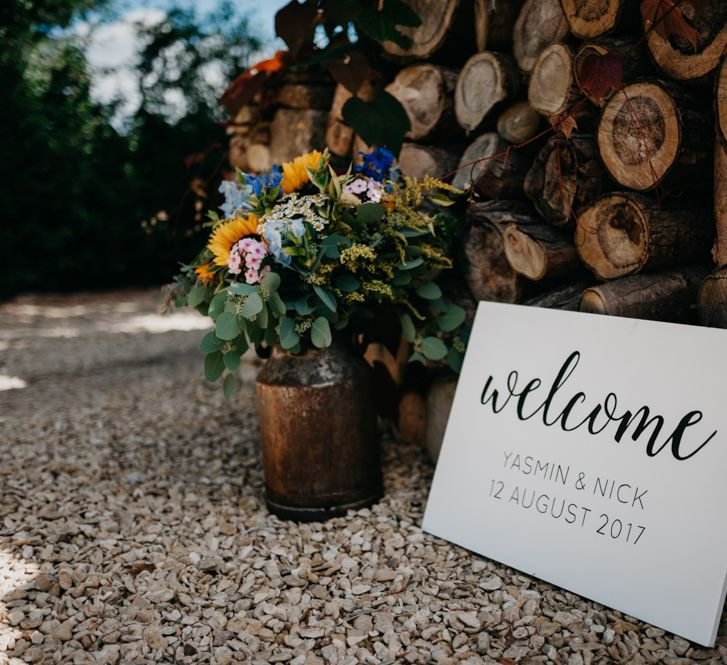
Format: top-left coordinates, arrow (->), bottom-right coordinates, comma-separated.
362,280 -> 395,300
281,150 -> 325,194
340,244 -> 376,270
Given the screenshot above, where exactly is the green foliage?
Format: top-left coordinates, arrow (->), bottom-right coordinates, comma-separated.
0,0 -> 260,297
342,91 -> 411,156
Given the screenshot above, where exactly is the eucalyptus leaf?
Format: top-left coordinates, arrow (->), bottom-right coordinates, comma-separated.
416,281 -> 442,300
294,296 -> 314,315
447,347 -> 464,373
279,317 -> 300,350
356,202 -> 386,225
204,351 -> 225,382
400,257 -> 424,270
334,274 -> 360,292
228,282 -> 257,296
311,316 -> 332,348
215,311 -> 240,341
391,271 -> 411,286
313,285 -> 337,313
223,373 -> 237,398
257,304 -> 269,329
187,285 -> 207,307
400,313 -> 416,343
224,351 -> 241,371
409,351 -> 426,364
261,271 -> 281,292
241,292 -> 264,318
268,292 -> 286,316
208,292 -> 227,321
199,332 -> 224,354
438,304 -> 466,332
420,336 -> 447,361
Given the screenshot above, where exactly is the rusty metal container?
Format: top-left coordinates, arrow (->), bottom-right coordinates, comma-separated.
255,344 -> 382,521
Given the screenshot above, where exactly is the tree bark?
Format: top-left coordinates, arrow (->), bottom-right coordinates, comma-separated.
575,192 -> 713,280
425,376 -> 458,463
270,109 -> 327,164
386,65 -> 460,140
717,49 -> 727,149
276,83 -> 334,110
524,134 -> 607,227
513,0 -> 570,73
382,0 -> 475,64
528,43 -> 576,117
462,201 -> 539,302
581,267 -> 707,322
397,143 -> 462,180
503,223 -> 580,281
452,132 -> 529,198
496,101 -> 542,144
597,80 -> 712,192
475,0 -> 523,52
455,52 -> 520,133
699,267 -> 727,327
523,281 -> 591,310
559,0 -> 634,39
645,0 -> 727,81
714,135 -> 727,266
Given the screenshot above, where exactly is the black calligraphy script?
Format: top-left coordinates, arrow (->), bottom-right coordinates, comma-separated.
480,351 -> 716,461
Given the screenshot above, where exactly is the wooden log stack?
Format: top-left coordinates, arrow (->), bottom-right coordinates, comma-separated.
224,1 -> 727,449
225,0 -> 727,327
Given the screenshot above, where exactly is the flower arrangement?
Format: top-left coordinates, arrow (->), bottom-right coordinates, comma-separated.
173,147 -> 468,395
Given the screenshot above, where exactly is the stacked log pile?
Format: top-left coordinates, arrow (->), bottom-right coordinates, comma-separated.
377,0 -> 726,329
227,0 -> 726,332
227,2 -> 727,445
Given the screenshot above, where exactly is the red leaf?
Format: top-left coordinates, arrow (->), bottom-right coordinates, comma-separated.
251,50 -> 289,75
641,0 -> 698,48
549,111 -> 578,139
578,51 -> 625,105
219,51 -> 290,115
328,52 -> 371,95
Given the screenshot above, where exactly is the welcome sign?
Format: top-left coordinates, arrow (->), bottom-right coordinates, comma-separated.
423,302 -> 727,646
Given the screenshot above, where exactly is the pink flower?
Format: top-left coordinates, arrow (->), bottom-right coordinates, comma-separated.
245,268 -> 259,284
250,242 -> 267,259
227,253 -> 242,275
245,255 -> 262,270
240,237 -> 255,251
346,178 -> 368,194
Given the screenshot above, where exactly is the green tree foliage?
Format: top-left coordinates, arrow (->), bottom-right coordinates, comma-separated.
0,0 -> 259,297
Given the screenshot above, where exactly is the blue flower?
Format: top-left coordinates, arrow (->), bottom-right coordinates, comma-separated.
261,222 -> 292,267
218,180 -> 250,218
354,147 -> 395,181
247,165 -> 283,198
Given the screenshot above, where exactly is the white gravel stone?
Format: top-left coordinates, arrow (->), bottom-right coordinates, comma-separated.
1,290 -> 726,665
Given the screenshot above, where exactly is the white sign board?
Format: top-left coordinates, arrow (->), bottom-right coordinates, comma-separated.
423,301 -> 727,646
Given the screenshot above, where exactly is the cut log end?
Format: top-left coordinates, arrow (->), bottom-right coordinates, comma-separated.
386,65 -> 457,141
497,102 -> 542,144
455,52 -> 518,133
398,143 -> 461,181
504,224 -> 579,281
645,1 -> 727,81
575,193 -> 649,280
699,268 -> 727,327
383,0 -> 460,59
528,43 -> 573,116
560,0 -> 624,38
598,81 -> 680,191
513,0 -> 569,73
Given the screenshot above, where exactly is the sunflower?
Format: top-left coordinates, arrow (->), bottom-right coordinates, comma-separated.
194,262 -> 216,284
208,214 -> 259,266
281,150 -> 324,194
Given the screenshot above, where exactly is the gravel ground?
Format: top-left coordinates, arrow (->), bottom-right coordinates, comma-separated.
1,289 -> 727,665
